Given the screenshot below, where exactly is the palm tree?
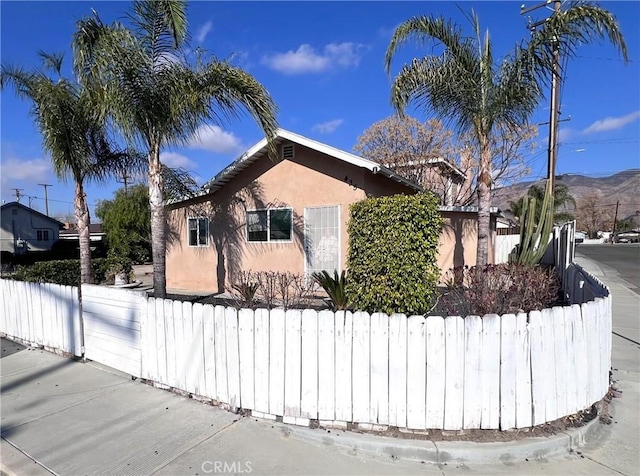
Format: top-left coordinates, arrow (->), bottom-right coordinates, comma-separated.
385,2 -> 627,267
509,183 -> 576,223
73,0 -> 278,297
1,53 -> 142,284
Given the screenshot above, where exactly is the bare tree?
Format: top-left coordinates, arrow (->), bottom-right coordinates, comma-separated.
575,191 -> 614,239
354,115 -> 536,206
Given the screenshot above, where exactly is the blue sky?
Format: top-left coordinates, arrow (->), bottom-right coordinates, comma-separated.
1,1 -> 638,219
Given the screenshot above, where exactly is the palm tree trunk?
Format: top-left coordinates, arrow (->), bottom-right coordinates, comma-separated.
476,139 -> 492,267
149,145 -> 167,298
75,181 -> 94,284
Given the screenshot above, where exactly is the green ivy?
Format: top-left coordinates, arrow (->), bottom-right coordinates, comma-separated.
346,192 -> 443,315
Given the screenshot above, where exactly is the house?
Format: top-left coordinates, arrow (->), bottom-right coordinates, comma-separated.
0,202 -> 64,255
166,129 -> 496,294
59,223 -> 106,243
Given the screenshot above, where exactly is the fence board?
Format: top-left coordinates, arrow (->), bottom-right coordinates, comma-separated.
238,308 -> 255,411
173,300 -> 185,390
141,298 -> 157,381
155,298 -> 167,385
574,304 -> 589,410
214,306 -> 228,403
481,314 -> 500,429
182,302 -> 199,395
334,311 -> 353,422
500,314 -> 517,430
301,309 -> 318,419
407,315 -> 426,429
283,309 -> 302,418
530,310 -> 546,425
71,287 -> 82,356
388,313 -> 407,429
463,316 -> 482,429
164,299 -> 177,387
515,313 -> 532,428
254,309 -> 270,414
444,316 -> 464,430
370,312 -> 389,425
352,311 -> 371,423
541,309 -> 558,422
553,307 -> 568,419
426,316 -> 445,429
202,304 -> 216,400
225,307 -> 241,411
318,310 -> 336,421
269,309 -> 286,416
191,303 -> 206,396
564,306 -> 579,415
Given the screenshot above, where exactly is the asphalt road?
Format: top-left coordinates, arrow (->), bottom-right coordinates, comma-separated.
576,243 -> 640,294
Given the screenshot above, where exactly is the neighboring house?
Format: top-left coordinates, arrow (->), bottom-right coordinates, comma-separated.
166,129 -> 496,294
0,202 -> 64,254
382,157 -> 467,206
59,223 -> 106,243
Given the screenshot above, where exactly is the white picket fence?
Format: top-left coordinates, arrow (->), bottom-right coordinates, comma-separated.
0,280 -> 82,356
82,284 -> 146,377
0,271 -> 611,431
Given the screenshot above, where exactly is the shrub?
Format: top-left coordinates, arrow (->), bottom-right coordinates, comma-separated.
231,270 -> 261,309
440,263 -> 561,316
13,258 -> 109,286
230,270 -> 318,310
313,270 -> 349,311
346,192 -> 443,315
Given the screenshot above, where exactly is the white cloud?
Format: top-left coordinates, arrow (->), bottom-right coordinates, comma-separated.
558,127 -> 575,143
188,125 -> 244,153
0,157 -> 51,185
312,119 -> 344,134
160,152 -> 198,170
262,42 -> 365,75
196,20 -> 213,44
583,111 -> 640,134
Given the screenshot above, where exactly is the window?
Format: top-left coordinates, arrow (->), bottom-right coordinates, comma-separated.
36,230 -> 49,241
188,217 -> 209,246
247,208 -> 292,242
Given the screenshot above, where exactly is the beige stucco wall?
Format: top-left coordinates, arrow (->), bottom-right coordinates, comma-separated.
437,211 -> 496,278
166,144 -> 416,293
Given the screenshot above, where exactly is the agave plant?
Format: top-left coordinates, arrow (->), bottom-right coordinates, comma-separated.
313,270 -> 349,311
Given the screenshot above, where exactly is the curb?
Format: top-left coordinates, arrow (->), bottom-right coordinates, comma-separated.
274,416 -> 603,465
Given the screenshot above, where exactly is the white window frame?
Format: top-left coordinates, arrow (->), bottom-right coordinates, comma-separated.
303,204 -> 341,278
187,217 -> 209,247
246,207 -> 293,243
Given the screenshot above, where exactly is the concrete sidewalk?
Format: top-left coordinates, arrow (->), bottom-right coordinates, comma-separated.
1,256 -> 638,475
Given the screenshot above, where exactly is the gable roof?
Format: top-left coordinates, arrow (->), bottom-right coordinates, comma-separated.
1,201 -> 65,228
202,128 -> 422,196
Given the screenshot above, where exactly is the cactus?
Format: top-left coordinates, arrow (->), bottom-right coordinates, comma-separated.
513,179 -> 555,265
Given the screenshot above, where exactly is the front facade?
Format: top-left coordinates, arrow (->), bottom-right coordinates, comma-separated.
166,130 -> 419,293
166,130 -> 497,294
0,202 -> 64,254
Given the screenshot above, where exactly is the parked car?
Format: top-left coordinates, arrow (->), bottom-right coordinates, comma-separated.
575,231 -> 586,244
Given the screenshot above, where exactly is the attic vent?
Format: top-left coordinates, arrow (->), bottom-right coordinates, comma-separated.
281,143 -> 295,160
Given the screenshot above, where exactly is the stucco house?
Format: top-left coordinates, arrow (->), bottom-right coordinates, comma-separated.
1,202 -> 64,255
166,129 -> 496,294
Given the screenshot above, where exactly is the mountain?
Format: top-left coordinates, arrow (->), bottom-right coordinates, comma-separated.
492,169 -> 640,219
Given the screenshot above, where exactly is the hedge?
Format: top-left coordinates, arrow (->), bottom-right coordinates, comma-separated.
12,258 -> 109,287
346,192 -> 443,315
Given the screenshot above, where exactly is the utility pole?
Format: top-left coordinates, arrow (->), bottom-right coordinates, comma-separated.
38,183 -> 52,216
611,199 -> 620,243
117,171 -> 132,195
11,188 -> 24,202
522,0 -> 562,192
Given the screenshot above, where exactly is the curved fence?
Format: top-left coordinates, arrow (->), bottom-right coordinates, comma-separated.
0,264 -> 610,431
